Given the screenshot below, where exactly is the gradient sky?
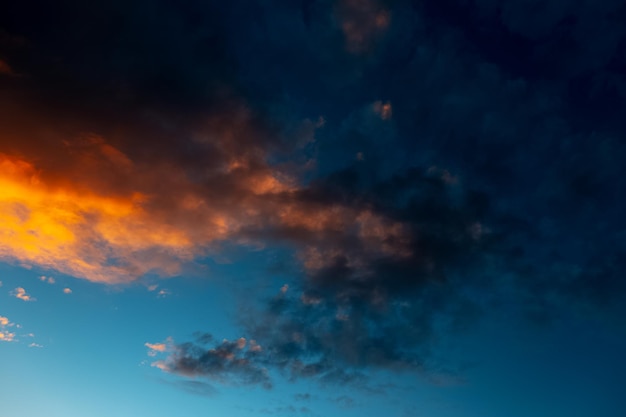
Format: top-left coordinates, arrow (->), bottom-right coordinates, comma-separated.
1,1 -> 626,416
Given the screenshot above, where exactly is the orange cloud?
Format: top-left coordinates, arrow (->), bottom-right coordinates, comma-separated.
0,134 -> 293,283
0,94 -> 318,284
63,288 -> 72,294
0,112 -> 412,285
0,153 -> 191,283
145,342 -> 168,352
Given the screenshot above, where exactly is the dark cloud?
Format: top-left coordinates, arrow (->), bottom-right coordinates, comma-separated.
1,0 -> 625,396
151,0 -> 626,391
156,336 -> 272,389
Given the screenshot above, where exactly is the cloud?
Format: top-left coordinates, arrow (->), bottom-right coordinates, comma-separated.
4,0 -> 626,398
11,287 -> 35,302
0,331 -> 15,342
146,342 -> 168,356
0,114 -> 295,283
63,288 -> 72,294
153,167 -> 495,387
0,315 -> 16,342
336,0 -> 390,53
149,335 -> 272,389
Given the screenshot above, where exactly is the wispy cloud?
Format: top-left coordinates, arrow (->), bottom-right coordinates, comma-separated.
63,288 -> 72,294
145,342 -> 168,357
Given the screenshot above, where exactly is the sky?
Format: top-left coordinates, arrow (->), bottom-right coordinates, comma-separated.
1,0 -> 626,416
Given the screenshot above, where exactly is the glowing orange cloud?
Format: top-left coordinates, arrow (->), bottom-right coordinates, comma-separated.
0,153 -> 197,283
0,116 -> 301,283
0,123 -> 412,285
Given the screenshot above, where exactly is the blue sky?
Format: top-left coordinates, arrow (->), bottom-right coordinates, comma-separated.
2,0 -> 626,416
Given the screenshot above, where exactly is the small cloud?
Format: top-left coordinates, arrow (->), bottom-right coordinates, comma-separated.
0,316 -> 16,343
147,284 -> 158,292
249,339 -> 262,352
28,343 -> 43,348
157,289 -> 170,298
151,360 -> 170,371
236,337 -> 247,349
0,331 -> 16,342
146,341 -> 168,356
372,100 -> 392,120
12,287 -> 35,302
63,288 -> 72,294
39,276 -> 55,284
280,284 -> 289,294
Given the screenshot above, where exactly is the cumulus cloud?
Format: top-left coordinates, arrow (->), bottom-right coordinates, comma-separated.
11,287 -> 35,302
0,315 -> 16,342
